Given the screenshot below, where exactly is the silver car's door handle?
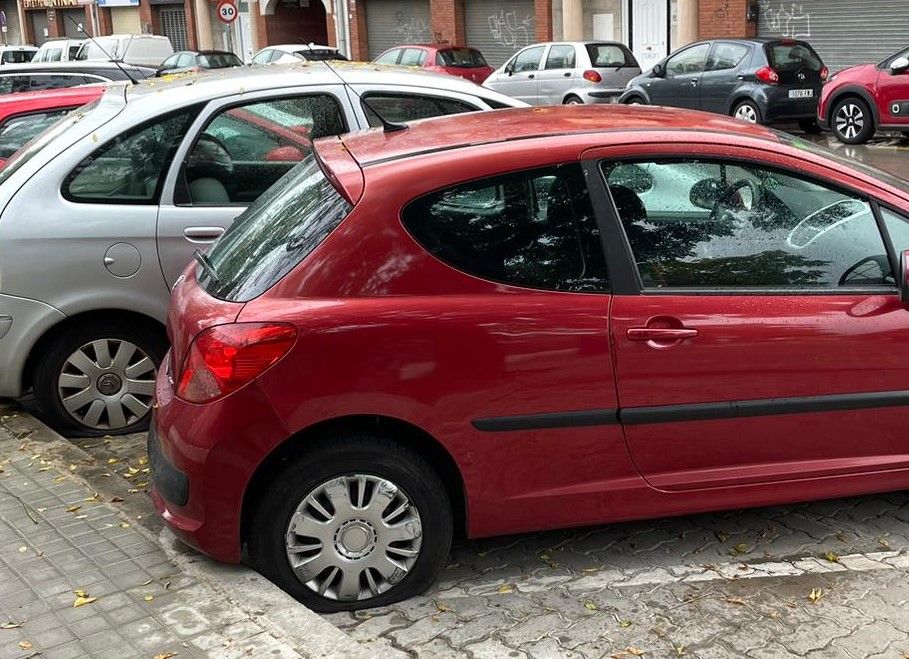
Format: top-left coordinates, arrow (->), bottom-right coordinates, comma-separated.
184,226 -> 225,242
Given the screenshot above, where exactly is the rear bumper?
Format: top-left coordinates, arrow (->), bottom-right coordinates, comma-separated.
762,86 -> 821,122
581,89 -> 624,104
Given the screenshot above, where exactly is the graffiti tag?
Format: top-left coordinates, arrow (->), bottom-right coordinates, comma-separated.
487,10 -> 532,51
759,0 -> 811,38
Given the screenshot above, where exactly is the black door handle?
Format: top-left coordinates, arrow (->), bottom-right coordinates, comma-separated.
563,71 -> 571,77
528,73 -> 535,79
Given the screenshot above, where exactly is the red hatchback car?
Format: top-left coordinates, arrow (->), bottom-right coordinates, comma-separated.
819,46 -> 909,144
154,105 -> 909,612
374,44 -> 493,84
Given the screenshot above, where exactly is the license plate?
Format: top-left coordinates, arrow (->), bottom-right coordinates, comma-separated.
789,89 -> 814,99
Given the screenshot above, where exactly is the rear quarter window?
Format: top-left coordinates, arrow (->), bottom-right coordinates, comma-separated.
586,43 -> 637,68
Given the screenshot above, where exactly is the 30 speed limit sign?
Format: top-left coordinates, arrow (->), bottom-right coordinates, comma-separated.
217,0 -> 238,23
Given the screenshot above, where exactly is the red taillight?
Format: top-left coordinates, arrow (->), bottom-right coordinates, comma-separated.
755,66 -> 779,84
583,69 -> 602,83
820,66 -> 829,81
176,323 -> 297,403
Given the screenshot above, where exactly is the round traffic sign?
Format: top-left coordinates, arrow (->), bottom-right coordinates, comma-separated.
216,0 -> 237,23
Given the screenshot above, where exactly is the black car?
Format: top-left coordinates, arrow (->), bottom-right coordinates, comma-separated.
620,38 -> 828,129
0,61 -> 155,94
156,50 -> 243,76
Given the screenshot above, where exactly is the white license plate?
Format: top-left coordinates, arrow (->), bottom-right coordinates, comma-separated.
789,89 -> 814,99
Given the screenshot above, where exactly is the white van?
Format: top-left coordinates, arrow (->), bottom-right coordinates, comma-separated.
33,39 -> 85,63
76,34 -> 173,67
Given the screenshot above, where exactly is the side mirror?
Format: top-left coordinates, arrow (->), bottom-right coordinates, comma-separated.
891,56 -> 909,74
651,63 -> 665,78
901,249 -> 909,303
690,178 -> 725,210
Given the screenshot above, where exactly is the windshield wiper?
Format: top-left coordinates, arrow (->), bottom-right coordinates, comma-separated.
193,249 -> 220,284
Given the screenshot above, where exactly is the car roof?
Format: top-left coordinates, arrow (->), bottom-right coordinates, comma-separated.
0,61 -> 151,73
269,44 -> 335,52
0,86 -> 102,117
335,104 -> 781,165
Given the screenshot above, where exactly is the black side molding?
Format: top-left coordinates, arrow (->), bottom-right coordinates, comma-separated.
472,409 -> 619,432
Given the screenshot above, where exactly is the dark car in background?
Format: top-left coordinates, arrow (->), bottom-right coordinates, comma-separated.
374,44 -> 493,84
0,61 -> 155,94
156,50 -> 243,76
621,38 -> 827,130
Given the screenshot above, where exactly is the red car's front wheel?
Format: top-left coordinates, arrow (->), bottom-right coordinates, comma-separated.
832,97 -> 874,144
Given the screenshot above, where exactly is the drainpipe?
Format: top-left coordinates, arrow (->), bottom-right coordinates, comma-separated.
677,0 -> 698,46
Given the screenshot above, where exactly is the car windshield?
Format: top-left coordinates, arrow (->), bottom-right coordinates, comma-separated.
198,53 -> 242,68
198,153 -> 352,302
766,41 -> 822,73
296,49 -> 347,61
437,48 -> 487,68
1,51 -> 34,64
586,43 -> 636,68
77,38 -> 121,61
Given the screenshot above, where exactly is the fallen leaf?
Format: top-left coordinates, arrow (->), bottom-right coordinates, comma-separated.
714,530 -> 730,543
144,595 -> 154,602
619,619 -> 633,628
879,537 -> 892,550
724,596 -> 746,606
163,581 -> 171,590
66,505 -> 81,513
730,543 -> 748,556
651,626 -> 665,638
17,546 -> 26,553
435,602 -> 450,612
53,476 -> 67,483
1,622 -> 23,629
110,497 -> 125,503
626,647 -> 644,657
823,552 -> 840,563
74,589 -> 87,597
36,507 -> 46,513
582,567 -> 599,573
153,653 -> 178,659
139,456 -> 148,465
84,493 -> 101,502
73,596 -> 97,607
141,580 -> 152,586
107,458 -> 119,465
128,489 -> 141,494
17,641 -> 32,650
675,646 -> 687,657
808,588 -> 824,605
496,584 -> 513,594
120,523 -> 131,529
68,464 -> 76,471
583,600 -> 598,611
835,530 -> 848,542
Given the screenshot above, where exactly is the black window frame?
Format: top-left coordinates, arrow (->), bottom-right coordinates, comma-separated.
588,156 -> 905,297
544,44 -> 576,70
359,91 -> 481,128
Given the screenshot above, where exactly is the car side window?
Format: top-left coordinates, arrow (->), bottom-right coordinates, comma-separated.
29,75 -> 80,91
399,48 -> 425,66
177,53 -> 195,67
513,46 -> 545,73
180,95 -> 345,206
402,164 -> 608,292
362,93 -> 479,127
375,49 -> 401,65
251,50 -> 272,64
161,54 -> 179,69
0,76 -> 13,94
545,45 -> 576,70
665,43 -> 711,77
707,42 -> 750,71
68,46 -> 81,59
603,159 -> 891,289
0,108 -> 72,159
64,108 -> 199,204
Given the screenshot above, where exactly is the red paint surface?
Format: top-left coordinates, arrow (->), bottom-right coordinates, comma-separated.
819,62 -> 909,130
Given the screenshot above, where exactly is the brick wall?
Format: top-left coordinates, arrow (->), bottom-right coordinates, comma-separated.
347,0 -> 368,60
535,0 -> 552,41
430,0 -> 464,45
698,0 -> 755,39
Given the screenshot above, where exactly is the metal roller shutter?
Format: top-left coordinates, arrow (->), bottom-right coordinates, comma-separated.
757,0 -> 909,72
159,7 -> 188,51
465,0 -> 536,68
110,7 -> 141,35
365,0 -> 431,60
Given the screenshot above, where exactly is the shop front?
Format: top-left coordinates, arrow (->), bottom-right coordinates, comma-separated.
21,0 -> 86,44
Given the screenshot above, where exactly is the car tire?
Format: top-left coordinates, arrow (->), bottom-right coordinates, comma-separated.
732,99 -> 762,124
623,96 -> 645,105
32,320 -> 165,437
901,131 -> 909,140
798,118 -> 822,134
831,97 -> 874,144
563,95 -> 584,105
247,432 -> 453,612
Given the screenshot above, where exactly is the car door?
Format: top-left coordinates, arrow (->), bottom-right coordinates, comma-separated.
536,44 -> 576,105
155,86 -> 355,286
596,144 -> 909,491
486,45 -> 545,105
877,49 -> 909,128
699,41 -> 752,114
647,42 -> 709,108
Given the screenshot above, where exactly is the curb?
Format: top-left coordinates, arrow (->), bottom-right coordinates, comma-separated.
0,401 -> 385,659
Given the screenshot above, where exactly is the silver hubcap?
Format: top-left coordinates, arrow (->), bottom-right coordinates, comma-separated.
734,104 -> 758,123
836,103 -> 865,140
285,474 -> 423,602
567,99 -> 582,105
58,339 -> 156,430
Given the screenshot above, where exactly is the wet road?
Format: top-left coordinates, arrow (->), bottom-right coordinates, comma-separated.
795,128 -> 909,180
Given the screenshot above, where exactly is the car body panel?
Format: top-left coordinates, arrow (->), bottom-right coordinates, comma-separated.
820,58 -> 909,132
372,44 -> 493,83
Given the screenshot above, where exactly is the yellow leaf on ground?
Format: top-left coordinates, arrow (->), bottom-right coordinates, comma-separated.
73,596 -> 97,607
823,552 -> 840,563
627,647 -> 644,656
17,641 -> 32,650
74,589 -> 87,598
808,588 -> 824,605
676,646 -> 687,656
619,619 -> 633,628
497,584 -> 513,594
153,653 -> 178,659
144,595 -> 154,602
583,601 -> 598,611
724,596 -> 746,606
107,458 -> 120,465
880,537 -> 892,550
120,523 -> 131,529
436,602 -> 450,612
17,547 -> 26,553
1,622 -> 23,629
66,505 -> 81,513
730,543 -> 748,556
53,476 -> 67,483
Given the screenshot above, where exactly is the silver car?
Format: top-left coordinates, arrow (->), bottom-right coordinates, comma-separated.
484,41 -> 641,106
0,62 -> 523,436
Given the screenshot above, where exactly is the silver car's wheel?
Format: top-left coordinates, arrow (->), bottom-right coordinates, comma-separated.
58,339 -> 156,431
734,102 -> 759,123
285,474 -> 423,602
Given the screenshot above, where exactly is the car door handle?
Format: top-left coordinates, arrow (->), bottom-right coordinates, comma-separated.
528,73 -> 535,79
183,226 -> 225,242
563,72 -> 571,77
627,328 -> 699,341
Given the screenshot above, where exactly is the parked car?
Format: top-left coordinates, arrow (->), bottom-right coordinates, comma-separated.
0,86 -> 102,166
0,61 -> 155,94
818,46 -> 909,144
0,46 -> 37,65
156,50 -> 243,76
76,34 -> 174,67
620,38 -> 827,130
0,62 -> 523,437
250,44 -> 346,65
33,38 -> 85,63
152,103 -> 909,611
484,41 -> 641,105
374,44 -> 493,84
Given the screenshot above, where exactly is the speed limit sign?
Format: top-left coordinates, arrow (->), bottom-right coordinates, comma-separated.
217,0 -> 238,23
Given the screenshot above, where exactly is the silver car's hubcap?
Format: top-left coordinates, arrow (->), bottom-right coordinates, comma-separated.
734,104 -> 758,123
58,339 -> 156,430
285,474 -> 423,602
836,103 -> 865,140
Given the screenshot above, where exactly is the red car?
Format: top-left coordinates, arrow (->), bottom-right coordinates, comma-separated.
153,105 -> 909,612
0,86 -> 103,167
374,44 -> 493,84
819,46 -> 909,144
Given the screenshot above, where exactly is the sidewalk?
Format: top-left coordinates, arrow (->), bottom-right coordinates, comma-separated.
0,404 -> 380,659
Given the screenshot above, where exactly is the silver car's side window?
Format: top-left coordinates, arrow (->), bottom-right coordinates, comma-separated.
361,93 -> 479,128
513,46 -> 545,73
545,45 -> 576,70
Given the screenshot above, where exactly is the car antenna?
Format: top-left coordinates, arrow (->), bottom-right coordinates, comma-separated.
303,43 -> 407,133
63,15 -> 141,84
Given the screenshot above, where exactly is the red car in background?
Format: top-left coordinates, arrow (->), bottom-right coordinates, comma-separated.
0,86 -> 103,167
819,46 -> 909,144
374,44 -> 493,84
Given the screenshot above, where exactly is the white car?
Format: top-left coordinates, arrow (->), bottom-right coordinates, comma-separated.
77,34 -> 174,67
0,62 -> 523,437
251,44 -> 345,65
0,46 -> 38,65
33,39 -> 85,63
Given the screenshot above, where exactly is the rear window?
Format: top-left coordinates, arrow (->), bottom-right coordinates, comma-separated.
437,48 -> 487,68
198,153 -> 351,301
198,53 -> 242,68
585,43 -> 637,68
766,41 -> 822,73
297,49 -> 347,61
1,51 -> 34,64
